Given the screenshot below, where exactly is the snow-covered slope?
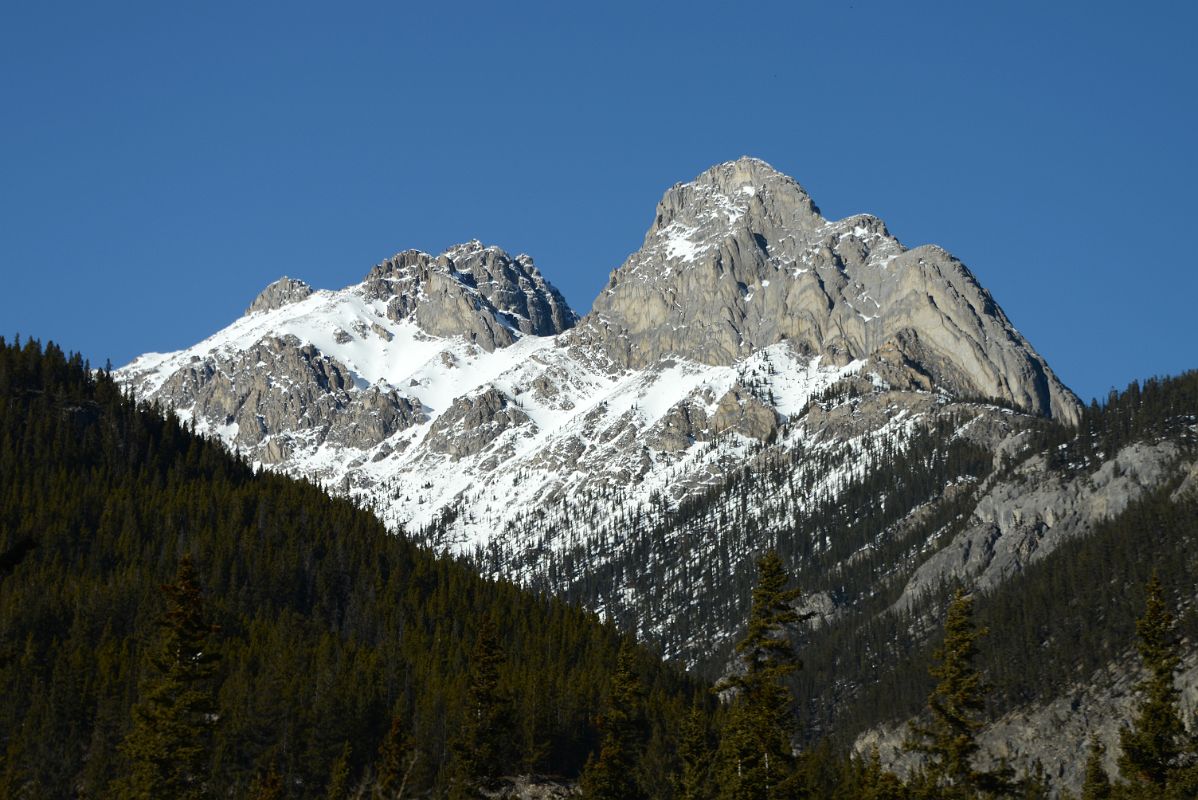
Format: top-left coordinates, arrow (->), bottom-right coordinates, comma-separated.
123,276 -> 865,553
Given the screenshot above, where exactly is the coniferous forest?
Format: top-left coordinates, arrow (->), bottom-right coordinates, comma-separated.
3,334 -> 1198,799
0,336 -> 708,797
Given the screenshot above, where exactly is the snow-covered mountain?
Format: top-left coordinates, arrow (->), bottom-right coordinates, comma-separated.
114,157 -> 1198,792
119,158 -> 1083,662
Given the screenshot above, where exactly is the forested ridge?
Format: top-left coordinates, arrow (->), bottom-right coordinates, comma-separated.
794,371 -> 1198,747
0,336 -> 706,797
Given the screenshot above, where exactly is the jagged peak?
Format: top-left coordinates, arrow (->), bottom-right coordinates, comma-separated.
648,157 -> 824,243
368,241 -> 537,283
356,240 -> 577,344
443,239 -> 492,260
577,159 -> 1080,424
695,155 -> 792,187
244,276 -> 313,316
441,241 -> 545,277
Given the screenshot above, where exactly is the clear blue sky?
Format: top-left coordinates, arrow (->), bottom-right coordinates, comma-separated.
2,1 -> 1195,403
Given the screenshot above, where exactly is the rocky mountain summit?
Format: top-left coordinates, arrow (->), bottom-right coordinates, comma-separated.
246,276 -> 312,315
569,158 -> 1079,424
112,158 -> 1194,792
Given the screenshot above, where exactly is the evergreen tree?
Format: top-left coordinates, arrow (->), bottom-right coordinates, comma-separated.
905,588 -> 1006,799
376,712 -> 419,799
580,638 -> 646,800
248,763 -> 284,800
715,551 -> 802,800
1019,760 -> 1049,800
1080,738 -> 1110,800
857,747 -> 908,800
113,556 -> 221,799
1117,573 -> 1193,797
450,614 -> 514,796
326,741 -> 353,800
675,704 -> 713,800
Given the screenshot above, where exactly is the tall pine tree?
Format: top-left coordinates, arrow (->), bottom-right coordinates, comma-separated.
580,637 -> 647,800
1080,738 -> 1110,800
325,741 -> 353,800
905,588 -> 1006,799
113,556 -> 222,799
375,711 -> 420,800
715,551 -> 803,800
449,614 -> 514,797
675,704 -> 713,800
1116,573 -> 1195,797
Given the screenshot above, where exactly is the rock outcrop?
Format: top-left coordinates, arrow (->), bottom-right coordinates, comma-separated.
152,334 -> 426,460
425,387 -> 532,459
363,241 -> 577,350
245,277 -> 312,315
893,441 -> 1183,614
857,650 -> 1198,795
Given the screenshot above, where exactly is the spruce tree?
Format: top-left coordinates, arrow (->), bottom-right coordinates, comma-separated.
858,747 -> 908,800
450,614 -> 514,797
1019,760 -> 1049,800
326,741 -> 353,800
114,556 -> 221,799
375,712 -> 420,799
715,551 -> 802,800
1117,573 -> 1193,796
905,588 -> 1004,799
675,704 -> 713,800
1080,738 -> 1110,800
247,763 -> 284,800
580,638 -> 646,800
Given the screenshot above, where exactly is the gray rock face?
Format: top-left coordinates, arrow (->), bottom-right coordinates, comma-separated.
893,441 -> 1182,614
566,157 -> 1080,424
325,386 -> 426,452
858,650 -> 1198,795
425,386 -> 532,459
245,277 -> 312,315
644,383 -> 781,452
364,240 -> 577,351
646,402 -> 709,452
153,334 -> 426,461
710,385 -> 779,440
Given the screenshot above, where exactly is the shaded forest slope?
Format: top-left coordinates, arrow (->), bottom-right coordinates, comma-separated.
0,337 -> 702,798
